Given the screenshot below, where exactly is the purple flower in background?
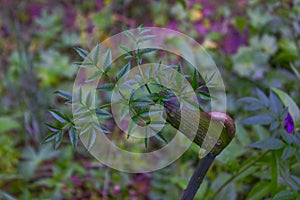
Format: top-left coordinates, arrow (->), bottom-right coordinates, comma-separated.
166,20 -> 178,30
203,8 -> 213,16
222,25 -> 248,54
284,113 -> 294,134
28,3 -> 43,18
195,24 -> 209,35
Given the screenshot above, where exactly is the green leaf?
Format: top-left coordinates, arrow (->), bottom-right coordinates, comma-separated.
217,139 -> 245,164
234,17 -> 247,32
262,35 -> 277,55
127,119 -> 137,139
256,88 -> 269,107
249,138 -> 284,150
211,173 -> 236,200
125,31 -> 137,42
246,181 -> 271,200
68,127 -> 78,149
235,123 -> 251,147
0,191 -> 16,200
44,123 -> 60,132
144,127 -> 149,148
137,24 -> 144,32
54,90 -> 72,101
289,175 -> 300,190
273,190 -> 298,200
73,61 -> 94,68
19,144 -> 59,179
269,91 -> 283,116
250,35 -> 277,55
116,62 -> 131,82
130,97 -> 154,107
102,48 -> 112,72
140,28 -> 151,35
281,146 -> 295,160
119,45 -> 131,54
280,107 -> 289,121
96,83 -> 114,91
0,116 -> 20,133
78,87 -> 83,103
138,35 -> 157,43
87,129 -> 96,150
270,121 -> 280,131
290,63 -> 300,79
178,0 -> 187,9
277,39 -> 298,60
238,97 -> 260,104
204,72 -> 216,86
96,109 -> 112,119
192,69 -> 200,90
253,125 -> 270,140
238,97 -> 265,111
86,71 -> 103,82
93,43 -> 100,64
139,48 -> 158,55
294,133 -> 300,147
232,47 -> 269,78
97,124 -> 111,134
49,109 -> 68,123
153,131 -> 168,144
280,129 -> 294,144
161,65 -> 176,72
242,114 -> 274,125
272,88 -> 300,126
74,47 -> 89,60
155,61 -> 162,72
197,91 -> 212,101
182,97 -> 199,111
85,92 -> 93,108
147,93 -> 160,102
177,62 -> 183,74
54,131 -> 63,149
43,132 -> 58,143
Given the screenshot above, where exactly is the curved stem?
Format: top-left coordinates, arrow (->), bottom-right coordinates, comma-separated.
212,150 -> 271,199
180,153 -> 216,200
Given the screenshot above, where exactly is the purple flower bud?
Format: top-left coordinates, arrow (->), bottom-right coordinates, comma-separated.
203,8 -> 213,16
113,185 -> 121,194
284,113 -> 294,134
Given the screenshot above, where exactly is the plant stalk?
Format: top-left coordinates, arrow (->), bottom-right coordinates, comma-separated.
180,153 -> 216,200
162,94 -> 235,199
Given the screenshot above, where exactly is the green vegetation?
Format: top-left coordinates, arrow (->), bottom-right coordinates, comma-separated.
1,0 -> 300,199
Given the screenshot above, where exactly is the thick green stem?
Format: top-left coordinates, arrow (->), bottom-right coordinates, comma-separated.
163,100 -> 235,156
162,94 -> 235,200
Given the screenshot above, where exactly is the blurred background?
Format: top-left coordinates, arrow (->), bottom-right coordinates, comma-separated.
1,0 -> 300,199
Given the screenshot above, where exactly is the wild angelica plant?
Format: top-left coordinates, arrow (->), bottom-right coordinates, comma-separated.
44,26 -> 226,151
44,26 -> 236,199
